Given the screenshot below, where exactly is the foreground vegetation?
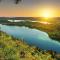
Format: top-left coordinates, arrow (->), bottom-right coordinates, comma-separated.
0,31 -> 60,60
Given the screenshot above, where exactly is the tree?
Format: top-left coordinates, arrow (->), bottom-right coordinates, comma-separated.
0,0 -> 22,4
15,0 -> 22,4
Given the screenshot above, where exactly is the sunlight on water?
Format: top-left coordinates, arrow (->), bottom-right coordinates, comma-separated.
31,21 -> 51,24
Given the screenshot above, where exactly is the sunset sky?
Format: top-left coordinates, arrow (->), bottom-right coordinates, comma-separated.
0,0 -> 60,17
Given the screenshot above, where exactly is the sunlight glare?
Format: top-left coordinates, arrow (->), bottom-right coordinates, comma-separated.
39,8 -> 55,18
42,11 -> 51,18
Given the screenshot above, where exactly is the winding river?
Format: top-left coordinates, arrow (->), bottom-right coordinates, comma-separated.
0,24 -> 60,53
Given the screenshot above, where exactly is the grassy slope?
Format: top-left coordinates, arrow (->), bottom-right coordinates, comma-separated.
0,31 -> 57,60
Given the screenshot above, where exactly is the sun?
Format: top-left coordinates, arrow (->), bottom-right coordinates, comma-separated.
42,11 -> 51,18
43,12 -> 50,18
39,9 -> 54,18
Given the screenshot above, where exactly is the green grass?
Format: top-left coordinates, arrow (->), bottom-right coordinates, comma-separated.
0,31 -> 58,60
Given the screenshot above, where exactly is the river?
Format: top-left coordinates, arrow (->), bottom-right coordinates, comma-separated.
0,24 -> 60,53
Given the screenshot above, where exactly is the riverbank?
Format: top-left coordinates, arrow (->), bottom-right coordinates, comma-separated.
0,31 -> 60,60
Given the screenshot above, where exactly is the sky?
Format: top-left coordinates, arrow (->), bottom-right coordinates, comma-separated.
0,0 -> 60,17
